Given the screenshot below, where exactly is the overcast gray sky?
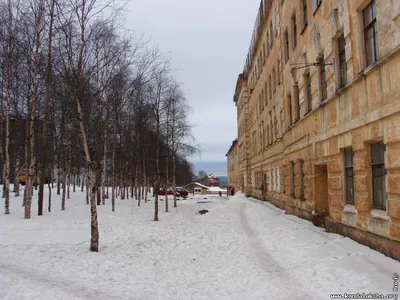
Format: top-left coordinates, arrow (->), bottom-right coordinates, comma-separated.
126,0 -> 260,175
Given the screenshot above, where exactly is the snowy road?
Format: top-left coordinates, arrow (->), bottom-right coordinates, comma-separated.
0,190 -> 399,300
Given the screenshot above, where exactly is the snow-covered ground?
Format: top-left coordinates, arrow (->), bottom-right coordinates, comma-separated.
0,188 -> 399,300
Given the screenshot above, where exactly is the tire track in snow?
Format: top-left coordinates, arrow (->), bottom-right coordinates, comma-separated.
238,202 -> 316,300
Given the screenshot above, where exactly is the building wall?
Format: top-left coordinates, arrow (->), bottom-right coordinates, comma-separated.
227,141 -> 239,193
233,0 -> 400,259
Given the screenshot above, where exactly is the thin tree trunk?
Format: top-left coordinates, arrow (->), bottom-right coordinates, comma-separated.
173,154 -> 177,208
111,134 -> 115,212
67,152 -> 71,200
14,158 -> 20,197
102,123 -> 107,205
61,163 -> 66,210
57,166 -> 61,195
25,1 -> 45,219
111,123 -> 116,211
81,172 -> 85,191
38,0 -> 55,216
86,181 -> 89,205
3,0 -> 14,214
48,168 -> 52,212
165,161 -> 169,213
73,174 -> 76,192
48,181 -> 52,212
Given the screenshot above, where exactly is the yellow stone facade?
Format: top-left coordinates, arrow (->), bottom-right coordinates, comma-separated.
231,0 -> 400,259
226,139 -> 239,195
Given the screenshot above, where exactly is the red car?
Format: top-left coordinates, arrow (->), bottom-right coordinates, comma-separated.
157,189 -> 180,197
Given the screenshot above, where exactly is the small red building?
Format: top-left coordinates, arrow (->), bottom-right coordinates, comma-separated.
200,174 -> 221,187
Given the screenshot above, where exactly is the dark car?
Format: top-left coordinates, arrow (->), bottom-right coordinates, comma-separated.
176,187 -> 188,198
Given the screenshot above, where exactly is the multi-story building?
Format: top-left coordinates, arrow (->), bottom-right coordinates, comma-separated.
231,0 -> 400,260
226,139 -> 239,195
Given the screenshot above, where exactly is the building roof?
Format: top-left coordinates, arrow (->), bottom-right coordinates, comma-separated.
186,182 -> 208,189
225,139 -> 238,156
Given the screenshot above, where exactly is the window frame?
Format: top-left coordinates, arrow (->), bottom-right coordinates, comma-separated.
302,0 -> 308,29
269,76 -> 272,99
371,142 -> 387,210
344,148 -> 355,205
363,1 -> 379,66
270,22 -> 274,49
291,161 -> 295,198
284,29 -> 290,63
306,73 -> 312,113
319,55 -> 327,101
338,34 -> 347,87
272,68 -> 276,93
277,60 -> 281,85
299,160 -> 305,200
292,13 -> 297,50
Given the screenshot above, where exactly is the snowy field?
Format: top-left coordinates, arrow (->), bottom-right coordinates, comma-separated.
0,188 -> 399,300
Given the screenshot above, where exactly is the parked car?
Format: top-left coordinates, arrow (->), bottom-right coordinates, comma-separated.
158,189 -> 180,197
176,187 -> 188,198
19,175 -> 40,186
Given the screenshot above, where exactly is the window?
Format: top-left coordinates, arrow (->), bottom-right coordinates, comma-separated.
345,148 -> 354,205
292,13 -> 297,49
313,0 -> 322,14
270,120 -> 273,144
263,42 -> 266,64
261,121 -> 264,149
276,167 -> 280,192
277,60 -> 281,85
303,0 -> 308,28
338,34 -> 347,87
371,142 -> 387,209
319,56 -> 327,101
305,73 -> 312,112
295,84 -> 300,122
269,169 -> 273,192
272,168 -> 276,192
272,69 -> 276,93
270,22 -> 274,48
284,29 -> 290,63
269,76 -> 272,99
300,160 -> 305,199
291,161 -> 295,198
287,94 -> 293,126
363,1 -> 379,66
252,131 -> 256,154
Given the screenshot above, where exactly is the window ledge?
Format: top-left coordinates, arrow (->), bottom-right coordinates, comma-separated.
343,204 -> 357,214
371,209 -> 389,221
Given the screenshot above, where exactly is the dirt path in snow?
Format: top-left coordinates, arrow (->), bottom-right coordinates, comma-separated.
238,202 -> 315,300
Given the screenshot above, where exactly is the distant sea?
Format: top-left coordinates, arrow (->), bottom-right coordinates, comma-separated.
191,160 -> 227,177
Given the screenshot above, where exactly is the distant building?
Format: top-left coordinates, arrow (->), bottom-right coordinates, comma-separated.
186,182 -> 208,195
226,139 -> 239,196
200,174 -> 221,187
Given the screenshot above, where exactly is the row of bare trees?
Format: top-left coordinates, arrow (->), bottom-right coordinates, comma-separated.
0,0 -> 196,251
